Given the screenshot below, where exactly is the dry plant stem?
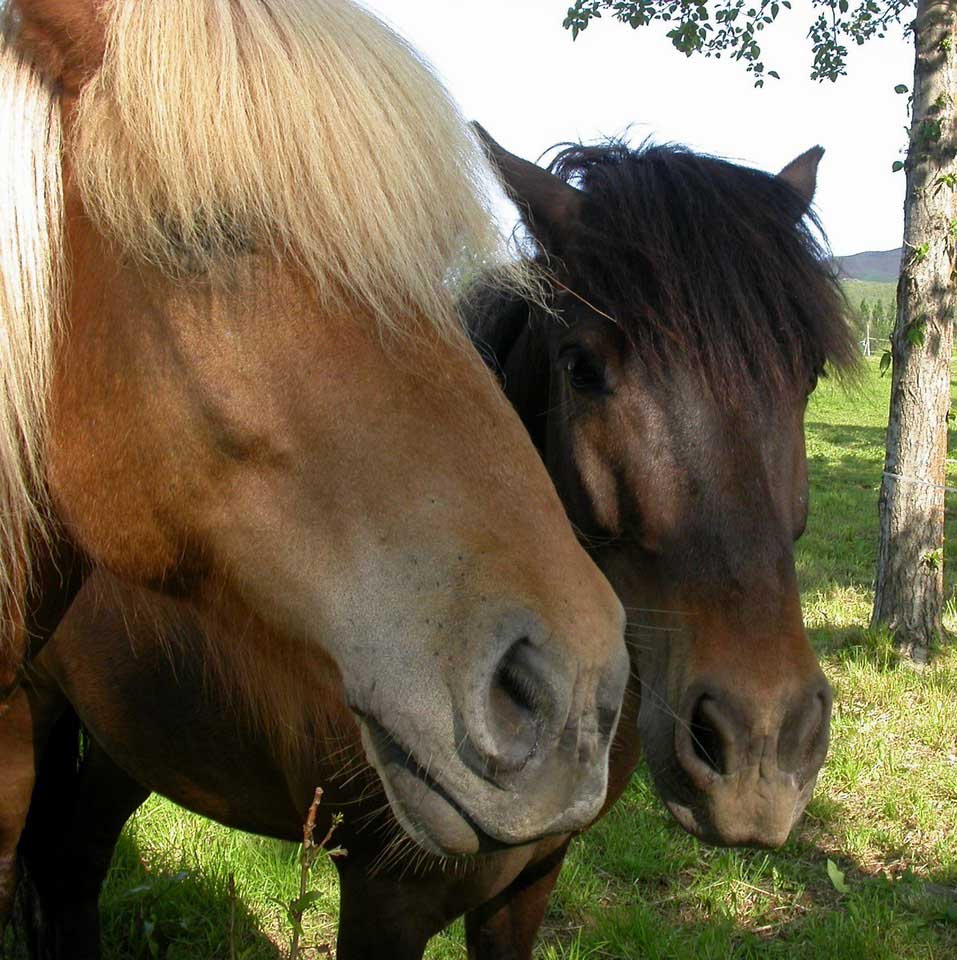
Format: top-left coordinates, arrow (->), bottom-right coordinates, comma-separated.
289,787 -> 342,960
288,788 -> 321,960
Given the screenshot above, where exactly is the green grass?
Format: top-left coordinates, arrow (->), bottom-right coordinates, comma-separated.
4,358 -> 957,959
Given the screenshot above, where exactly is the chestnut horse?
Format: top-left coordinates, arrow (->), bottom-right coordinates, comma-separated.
0,0 -> 631,933
17,131 -> 857,959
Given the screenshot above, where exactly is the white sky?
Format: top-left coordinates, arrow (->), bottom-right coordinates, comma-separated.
363,0 -> 914,256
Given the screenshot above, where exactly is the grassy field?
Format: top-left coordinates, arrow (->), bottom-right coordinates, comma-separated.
4,357 -> 957,959
841,279 -> 897,308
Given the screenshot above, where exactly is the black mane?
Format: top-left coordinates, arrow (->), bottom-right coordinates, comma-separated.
469,140 -> 859,396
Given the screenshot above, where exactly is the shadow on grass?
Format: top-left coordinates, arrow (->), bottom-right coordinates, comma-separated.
800,421 -> 957,605
799,437 -> 882,602
546,765 -> 957,960
102,831 -> 284,960
814,626 -> 957,682
806,421 -> 888,458
1,831 -> 282,960
812,626 -> 905,668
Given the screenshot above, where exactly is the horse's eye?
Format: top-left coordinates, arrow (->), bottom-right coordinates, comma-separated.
561,347 -> 607,394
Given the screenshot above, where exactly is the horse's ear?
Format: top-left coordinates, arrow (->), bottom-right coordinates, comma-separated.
777,146 -> 824,207
462,282 -> 549,451
473,122 -> 584,257
11,0 -> 107,93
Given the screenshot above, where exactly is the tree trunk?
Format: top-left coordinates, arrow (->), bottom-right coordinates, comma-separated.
872,0 -> 957,664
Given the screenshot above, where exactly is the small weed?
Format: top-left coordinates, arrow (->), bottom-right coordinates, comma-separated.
272,789 -> 345,960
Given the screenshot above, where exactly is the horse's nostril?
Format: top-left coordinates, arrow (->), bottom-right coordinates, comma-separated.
675,690 -> 747,789
675,679 -> 832,796
494,640 -> 544,715
463,618 -> 622,786
690,695 -> 728,776
779,685 -> 832,776
484,638 -> 552,771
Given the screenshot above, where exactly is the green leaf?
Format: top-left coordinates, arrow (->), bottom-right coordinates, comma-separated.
920,117 -> 943,143
879,350 -> 892,376
290,891 -> 324,914
827,859 -> 851,893
892,160 -> 904,172
905,316 -> 927,348
894,83 -> 908,94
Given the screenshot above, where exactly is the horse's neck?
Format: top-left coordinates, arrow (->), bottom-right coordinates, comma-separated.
1,537 -> 85,700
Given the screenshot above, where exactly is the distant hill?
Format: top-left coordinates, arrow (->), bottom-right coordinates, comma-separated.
833,248 -> 901,283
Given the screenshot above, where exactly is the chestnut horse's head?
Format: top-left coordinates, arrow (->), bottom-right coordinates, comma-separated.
0,1 -> 629,857
469,128 -> 858,848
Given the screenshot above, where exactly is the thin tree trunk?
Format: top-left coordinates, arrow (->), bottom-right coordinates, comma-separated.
872,0 -> 957,664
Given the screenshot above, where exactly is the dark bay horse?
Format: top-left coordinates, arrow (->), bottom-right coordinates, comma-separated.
0,0 -> 631,931
18,131 -> 857,959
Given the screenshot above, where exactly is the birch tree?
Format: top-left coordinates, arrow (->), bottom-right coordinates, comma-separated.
872,0 -> 956,664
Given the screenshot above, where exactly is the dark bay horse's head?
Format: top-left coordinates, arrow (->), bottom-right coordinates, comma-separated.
3,2 -> 629,857
468,127 -> 858,848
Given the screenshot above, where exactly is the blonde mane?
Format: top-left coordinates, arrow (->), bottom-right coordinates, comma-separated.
0,23 -> 61,661
0,0 -> 522,671
71,0 -> 514,328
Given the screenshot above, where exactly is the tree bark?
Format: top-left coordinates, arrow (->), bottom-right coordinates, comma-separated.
872,0 -> 957,664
